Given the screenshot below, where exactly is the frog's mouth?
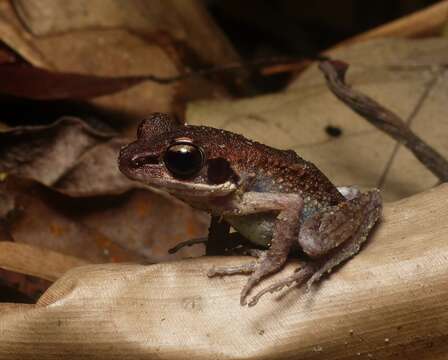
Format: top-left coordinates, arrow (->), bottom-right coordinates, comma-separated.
155,177 -> 237,197
126,164 -> 237,197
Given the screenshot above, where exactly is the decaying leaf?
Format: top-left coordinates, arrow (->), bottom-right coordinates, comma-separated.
0,117 -> 128,195
0,177 -> 208,264
0,44 -> 17,65
0,189 -> 14,219
0,269 -> 50,303
0,113 -> 208,267
0,63 -> 154,100
0,0 -> 238,132
188,38 -> 448,201
12,0 -> 239,66
1,185 -> 447,359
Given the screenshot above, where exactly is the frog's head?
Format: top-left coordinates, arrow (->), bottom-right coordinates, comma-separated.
118,113 -> 239,198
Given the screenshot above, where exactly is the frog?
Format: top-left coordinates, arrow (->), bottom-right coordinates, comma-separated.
118,113 -> 382,306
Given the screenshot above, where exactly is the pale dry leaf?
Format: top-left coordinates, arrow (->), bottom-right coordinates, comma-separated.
1,184 -> 448,359
0,303 -> 33,314
13,0 -> 239,65
0,242 -> 88,281
188,38 -> 448,201
0,2 -> 51,68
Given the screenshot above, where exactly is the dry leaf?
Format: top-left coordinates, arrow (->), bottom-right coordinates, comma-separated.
0,177 -> 208,264
0,189 -> 14,219
0,44 -> 17,65
13,0 -> 239,66
1,185 -> 447,359
0,242 -> 87,281
0,115 -> 208,264
0,117 -> 130,195
188,38 -> 448,201
0,0 -> 237,131
0,269 -> 50,303
0,63 -> 152,100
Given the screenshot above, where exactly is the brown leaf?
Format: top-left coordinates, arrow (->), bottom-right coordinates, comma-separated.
0,0 -> 237,131
0,269 -> 50,303
53,138 -> 138,196
0,63 -> 151,100
0,117 -> 133,196
1,178 -> 137,263
0,44 -> 17,65
1,177 -> 208,264
13,0 -> 240,66
1,185 -> 448,359
0,116 -> 208,263
0,189 -> 15,219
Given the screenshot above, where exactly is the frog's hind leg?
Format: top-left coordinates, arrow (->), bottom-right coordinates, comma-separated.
246,189 -> 382,306
304,189 -> 382,288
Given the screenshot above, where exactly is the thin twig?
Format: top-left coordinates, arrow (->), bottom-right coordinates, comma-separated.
139,55 -> 329,84
377,72 -> 439,187
319,60 -> 448,183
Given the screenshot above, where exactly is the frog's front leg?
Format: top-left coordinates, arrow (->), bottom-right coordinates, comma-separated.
208,192 -> 304,305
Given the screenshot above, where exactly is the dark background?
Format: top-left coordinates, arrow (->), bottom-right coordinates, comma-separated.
207,0 -> 439,59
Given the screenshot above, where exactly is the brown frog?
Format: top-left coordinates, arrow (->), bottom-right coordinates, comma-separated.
118,113 -> 382,306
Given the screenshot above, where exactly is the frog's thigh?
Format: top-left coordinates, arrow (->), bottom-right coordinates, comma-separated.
229,191 -> 303,214
299,189 -> 382,258
305,189 -> 382,288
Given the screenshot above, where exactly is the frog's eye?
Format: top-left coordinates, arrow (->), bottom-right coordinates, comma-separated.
163,143 -> 204,178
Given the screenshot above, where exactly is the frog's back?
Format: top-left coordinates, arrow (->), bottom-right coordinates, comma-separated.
182,125 -> 344,210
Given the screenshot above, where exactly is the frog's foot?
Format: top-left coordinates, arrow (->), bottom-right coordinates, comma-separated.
239,251 -> 291,306
207,250 -> 267,276
207,262 -> 256,276
246,263 -> 316,307
207,250 -> 293,305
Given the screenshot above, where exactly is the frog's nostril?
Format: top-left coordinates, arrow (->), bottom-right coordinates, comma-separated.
130,154 -> 159,168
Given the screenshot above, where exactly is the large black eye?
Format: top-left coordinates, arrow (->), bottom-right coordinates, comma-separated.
163,143 -> 204,178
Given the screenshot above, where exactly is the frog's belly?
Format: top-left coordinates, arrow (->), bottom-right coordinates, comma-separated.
225,214 -> 276,247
